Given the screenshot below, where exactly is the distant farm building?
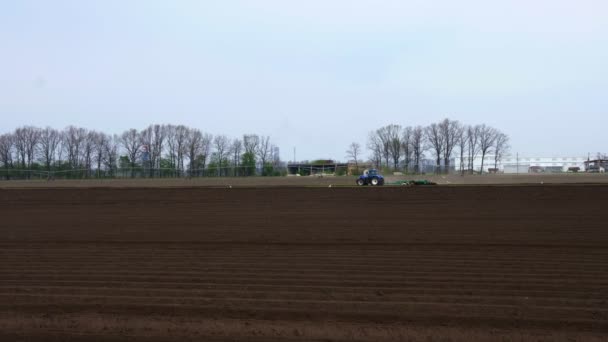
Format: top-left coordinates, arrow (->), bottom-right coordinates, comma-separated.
454,156 -> 588,173
502,156 -> 588,173
584,159 -> 607,173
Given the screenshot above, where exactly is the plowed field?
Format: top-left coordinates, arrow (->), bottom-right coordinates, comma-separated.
1,186 -> 607,341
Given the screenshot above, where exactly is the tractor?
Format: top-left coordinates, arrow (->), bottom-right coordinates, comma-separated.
356,169 -> 385,186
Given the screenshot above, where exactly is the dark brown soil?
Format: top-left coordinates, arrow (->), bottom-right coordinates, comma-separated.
1,186 -> 607,341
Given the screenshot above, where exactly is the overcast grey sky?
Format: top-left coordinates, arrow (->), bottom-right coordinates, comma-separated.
1,0 -> 607,161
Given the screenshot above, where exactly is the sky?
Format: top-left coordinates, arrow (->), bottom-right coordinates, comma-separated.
1,0 -> 607,161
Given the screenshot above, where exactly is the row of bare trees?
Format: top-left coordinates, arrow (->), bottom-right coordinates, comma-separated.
350,119 -> 509,174
0,126 -> 120,175
0,125 -> 282,178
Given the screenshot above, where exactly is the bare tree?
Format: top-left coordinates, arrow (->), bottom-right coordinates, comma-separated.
176,125 -> 189,172
165,125 -> 189,172
425,123 -> 444,173
373,126 -> 392,168
410,126 -> 425,173
39,127 -> 61,172
151,125 -> 167,170
231,138 -> 243,176
13,128 -> 26,169
493,131 -> 509,170
63,126 -> 87,169
0,134 -> 14,179
13,126 -> 41,175
139,124 -> 166,174
14,127 -> 28,169
138,126 -> 153,171
55,135 -> 65,169
466,125 -> 481,173
120,128 -> 141,177
243,134 -> 260,155
385,124 -> 403,170
367,125 -> 404,169
346,142 -> 362,174
367,132 -> 382,169
164,125 -> 178,170
242,134 -> 260,175
103,134 -> 120,175
81,131 -> 97,177
26,127 -> 40,170
456,125 -> 468,175
92,132 -> 109,177
199,133 -> 213,172
257,136 -> 271,175
0,134 -> 14,167
439,118 -> 461,173
478,124 -> 497,174
213,135 -> 230,176
185,128 -> 203,175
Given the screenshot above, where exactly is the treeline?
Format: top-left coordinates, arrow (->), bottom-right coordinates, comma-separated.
0,125 -> 283,178
348,118 -> 509,174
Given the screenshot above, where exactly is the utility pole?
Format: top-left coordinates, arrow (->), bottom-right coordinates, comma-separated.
516,152 -> 519,175
294,147 -> 300,175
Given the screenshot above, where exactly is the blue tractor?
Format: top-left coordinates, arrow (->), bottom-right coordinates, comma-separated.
356,169 -> 385,186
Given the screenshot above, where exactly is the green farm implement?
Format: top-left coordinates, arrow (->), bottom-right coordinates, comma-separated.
390,180 -> 437,186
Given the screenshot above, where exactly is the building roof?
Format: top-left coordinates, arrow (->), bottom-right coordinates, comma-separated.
584,159 -> 608,164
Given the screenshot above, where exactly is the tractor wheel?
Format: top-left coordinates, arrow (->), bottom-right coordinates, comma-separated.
370,177 -> 379,186
356,179 -> 365,186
